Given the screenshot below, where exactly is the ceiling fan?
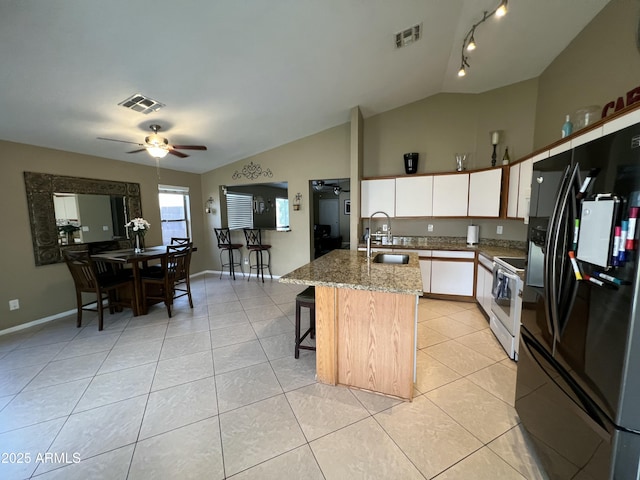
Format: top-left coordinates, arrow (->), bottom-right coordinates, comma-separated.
98,124 -> 207,159
312,180 -> 351,195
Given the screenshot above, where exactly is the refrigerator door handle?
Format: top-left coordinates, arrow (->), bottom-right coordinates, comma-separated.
545,165 -> 572,349
550,163 -> 581,348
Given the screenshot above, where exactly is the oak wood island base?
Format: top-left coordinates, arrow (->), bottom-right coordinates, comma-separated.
280,249 -> 423,401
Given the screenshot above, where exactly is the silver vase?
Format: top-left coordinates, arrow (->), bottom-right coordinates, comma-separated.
134,234 -> 144,254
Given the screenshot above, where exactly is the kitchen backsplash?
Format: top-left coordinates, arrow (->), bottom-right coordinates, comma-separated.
366,218 -> 528,242
387,235 -> 526,251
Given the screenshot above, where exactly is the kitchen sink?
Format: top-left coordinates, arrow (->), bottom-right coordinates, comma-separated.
373,253 -> 409,264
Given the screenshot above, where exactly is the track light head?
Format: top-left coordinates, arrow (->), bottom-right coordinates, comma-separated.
496,0 -> 508,17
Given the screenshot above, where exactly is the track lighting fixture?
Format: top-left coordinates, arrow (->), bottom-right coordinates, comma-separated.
466,31 -> 476,51
458,0 -> 508,78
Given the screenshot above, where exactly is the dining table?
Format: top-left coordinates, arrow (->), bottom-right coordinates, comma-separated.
91,245 -> 196,316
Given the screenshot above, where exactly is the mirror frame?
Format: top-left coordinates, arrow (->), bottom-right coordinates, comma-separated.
24,172 -> 142,266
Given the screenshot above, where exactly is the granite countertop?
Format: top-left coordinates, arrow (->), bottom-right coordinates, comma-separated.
360,236 -> 527,260
279,249 -> 423,295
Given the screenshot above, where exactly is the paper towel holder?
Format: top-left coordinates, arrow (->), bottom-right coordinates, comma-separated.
467,224 -> 479,246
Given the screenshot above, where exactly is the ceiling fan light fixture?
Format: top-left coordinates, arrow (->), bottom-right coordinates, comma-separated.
147,146 -> 169,158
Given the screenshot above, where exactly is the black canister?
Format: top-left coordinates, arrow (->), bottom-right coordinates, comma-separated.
404,152 -> 418,174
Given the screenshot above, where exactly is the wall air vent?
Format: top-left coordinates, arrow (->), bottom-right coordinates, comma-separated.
394,23 -> 422,49
118,93 -> 165,114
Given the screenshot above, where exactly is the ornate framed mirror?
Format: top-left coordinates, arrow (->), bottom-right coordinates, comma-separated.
24,172 -> 142,266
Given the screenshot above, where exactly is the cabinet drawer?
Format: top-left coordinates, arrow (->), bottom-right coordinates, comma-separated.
431,250 -> 475,259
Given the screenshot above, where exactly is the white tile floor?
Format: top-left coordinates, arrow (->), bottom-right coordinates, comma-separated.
0,274 -> 549,479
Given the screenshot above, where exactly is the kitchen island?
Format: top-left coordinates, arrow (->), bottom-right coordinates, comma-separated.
280,249 -> 423,400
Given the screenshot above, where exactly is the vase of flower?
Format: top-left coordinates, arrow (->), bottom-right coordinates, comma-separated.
134,234 -> 144,254
125,217 -> 150,254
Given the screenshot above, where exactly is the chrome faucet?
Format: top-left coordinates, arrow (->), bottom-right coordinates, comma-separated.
366,210 -> 392,257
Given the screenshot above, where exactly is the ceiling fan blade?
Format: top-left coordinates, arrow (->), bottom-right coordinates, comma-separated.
126,149 -> 147,154
169,149 -> 189,158
97,137 -> 144,146
170,145 -> 207,150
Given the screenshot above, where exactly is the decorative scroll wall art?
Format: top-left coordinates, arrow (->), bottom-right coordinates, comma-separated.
231,162 -> 273,180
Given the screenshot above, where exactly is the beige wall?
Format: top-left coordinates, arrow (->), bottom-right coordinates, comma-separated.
534,0 -> 640,148
363,78 -> 538,177
201,124 -> 351,276
0,140 -> 203,330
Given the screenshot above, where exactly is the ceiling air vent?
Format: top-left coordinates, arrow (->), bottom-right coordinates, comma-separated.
394,23 -> 422,49
118,93 -> 165,114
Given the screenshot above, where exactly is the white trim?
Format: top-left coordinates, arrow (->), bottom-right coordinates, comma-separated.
0,309 -> 76,336
158,184 -> 190,194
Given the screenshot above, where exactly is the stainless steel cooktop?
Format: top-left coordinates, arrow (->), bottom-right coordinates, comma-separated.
494,256 -> 526,272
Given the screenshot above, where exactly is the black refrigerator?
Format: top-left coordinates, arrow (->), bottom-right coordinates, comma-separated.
516,121 -> 640,479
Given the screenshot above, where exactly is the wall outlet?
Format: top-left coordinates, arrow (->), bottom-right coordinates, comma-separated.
82,226 -> 90,232
382,224 -> 388,232
427,224 -> 434,232
496,225 -> 504,234
102,225 -> 109,231
244,258 -> 249,265
9,299 -> 19,311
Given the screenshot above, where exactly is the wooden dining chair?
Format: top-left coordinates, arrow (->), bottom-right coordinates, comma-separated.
170,237 -> 191,245
140,243 -> 194,317
64,250 -> 134,331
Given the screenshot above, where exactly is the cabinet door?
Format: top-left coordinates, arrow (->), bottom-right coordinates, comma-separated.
468,169 -> 502,217
517,158 -> 533,221
507,164 -> 520,218
395,176 -> 433,217
361,179 -> 395,218
475,265 -> 484,303
432,174 -> 469,217
430,260 -> 474,296
419,259 -> 431,294
482,266 -> 493,314
476,264 -> 493,315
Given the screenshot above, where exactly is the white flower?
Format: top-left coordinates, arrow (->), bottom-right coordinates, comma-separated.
125,217 -> 150,234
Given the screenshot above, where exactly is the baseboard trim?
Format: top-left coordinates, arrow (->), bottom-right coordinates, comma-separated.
0,309 -> 77,336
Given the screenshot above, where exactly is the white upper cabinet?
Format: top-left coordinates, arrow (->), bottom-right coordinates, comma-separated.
361,178 -> 395,217
507,163 -> 520,218
517,159 -> 533,221
507,156 -> 537,221
432,174 -> 469,217
468,169 -> 502,217
603,108 -> 640,135
395,176 -> 433,217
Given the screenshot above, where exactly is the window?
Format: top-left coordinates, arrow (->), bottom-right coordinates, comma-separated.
158,185 -> 191,244
276,197 -> 289,231
226,192 -> 253,230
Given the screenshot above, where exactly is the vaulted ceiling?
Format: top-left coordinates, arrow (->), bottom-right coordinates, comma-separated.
0,0 -> 610,173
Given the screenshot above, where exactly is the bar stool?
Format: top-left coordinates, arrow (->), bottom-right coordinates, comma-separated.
243,228 -> 272,282
295,286 -> 316,358
214,228 -> 244,280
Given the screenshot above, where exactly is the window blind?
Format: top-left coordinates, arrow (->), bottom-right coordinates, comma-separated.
226,192 -> 254,230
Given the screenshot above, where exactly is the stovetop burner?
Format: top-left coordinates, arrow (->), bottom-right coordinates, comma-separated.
495,256 -> 526,272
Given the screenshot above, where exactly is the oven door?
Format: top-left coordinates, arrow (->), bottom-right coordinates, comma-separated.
491,266 -> 520,335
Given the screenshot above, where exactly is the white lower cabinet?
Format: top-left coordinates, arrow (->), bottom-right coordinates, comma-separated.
476,263 -> 493,315
419,259 -> 431,293
430,260 -> 474,296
